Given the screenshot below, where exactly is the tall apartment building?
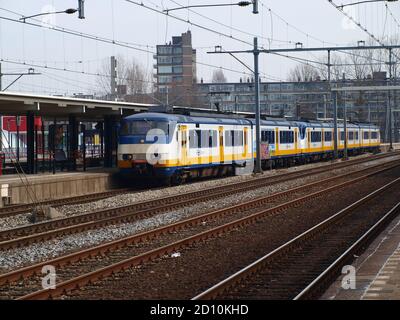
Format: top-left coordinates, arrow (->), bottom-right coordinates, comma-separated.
154,31 -> 197,106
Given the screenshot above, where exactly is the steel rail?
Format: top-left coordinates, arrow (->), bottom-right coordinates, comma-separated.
1,156 -> 398,249
0,188 -> 131,218
0,152 -> 394,219
192,178 -> 400,300
0,153 -> 397,247
13,163 -> 400,300
3,161 -> 397,288
294,201 -> 400,300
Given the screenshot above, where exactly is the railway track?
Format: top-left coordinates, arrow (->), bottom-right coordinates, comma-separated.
192,178 -> 400,300
1,158 -> 399,300
0,152 -> 398,250
0,188 -> 131,219
0,152 -> 393,220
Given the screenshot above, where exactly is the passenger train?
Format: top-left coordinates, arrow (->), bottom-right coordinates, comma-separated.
118,112 -> 381,184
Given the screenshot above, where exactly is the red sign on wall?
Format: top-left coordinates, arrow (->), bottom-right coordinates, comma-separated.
2,116 -> 42,132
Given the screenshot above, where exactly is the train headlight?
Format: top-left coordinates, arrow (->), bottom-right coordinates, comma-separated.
123,154 -> 133,161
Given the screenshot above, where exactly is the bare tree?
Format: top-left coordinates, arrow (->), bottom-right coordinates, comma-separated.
97,55 -> 128,95
126,58 -> 151,95
287,64 -> 320,82
97,55 -> 151,98
212,69 -> 227,83
318,53 -> 347,81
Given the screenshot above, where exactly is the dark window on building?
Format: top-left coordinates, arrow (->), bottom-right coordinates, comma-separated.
280,131 -> 294,144
311,131 -> 322,143
261,130 -> 275,144
324,131 -> 332,142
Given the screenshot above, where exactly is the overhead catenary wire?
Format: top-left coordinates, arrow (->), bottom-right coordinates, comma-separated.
167,0 -> 293,45
328,0 -> 400,61
1,54 -> 285,93
259,0 -> 341,47
123,0 -> 254,47
0,9 -> 155,54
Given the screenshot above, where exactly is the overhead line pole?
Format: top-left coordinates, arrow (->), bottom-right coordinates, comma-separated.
214,44 -> 400,55
208,43 -> 400,164
254,37 -> 262,174
388,48 -> 393,151
0,66 -> 41,91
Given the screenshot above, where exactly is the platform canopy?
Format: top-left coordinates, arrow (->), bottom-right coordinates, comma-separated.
0,91 -> 157,119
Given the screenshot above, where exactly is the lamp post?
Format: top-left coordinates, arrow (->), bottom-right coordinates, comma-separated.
20,1 -> 85,22
20,8 -> 78,23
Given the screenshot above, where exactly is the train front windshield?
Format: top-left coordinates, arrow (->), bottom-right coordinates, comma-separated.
120,120 -> 171,136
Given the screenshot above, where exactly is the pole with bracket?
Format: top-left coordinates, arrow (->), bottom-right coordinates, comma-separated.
254,37 -> 262,174
389,48 -> 393,151
333,91 -> 339,160
343,92 -> 348,160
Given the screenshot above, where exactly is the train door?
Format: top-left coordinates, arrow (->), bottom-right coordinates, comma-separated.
243,127 -> 248,159
180,125 -> 188,166
275,128 -> 279,155
298,124 -> 307,154
219,126 -> 224,163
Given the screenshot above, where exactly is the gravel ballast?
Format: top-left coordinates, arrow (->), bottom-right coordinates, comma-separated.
0,154 -> 398,272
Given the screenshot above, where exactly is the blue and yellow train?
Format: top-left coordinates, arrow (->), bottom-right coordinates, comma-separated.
118,112 -> 380,183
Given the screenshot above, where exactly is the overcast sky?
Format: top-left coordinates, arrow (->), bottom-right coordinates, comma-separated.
0,0 -> 399,96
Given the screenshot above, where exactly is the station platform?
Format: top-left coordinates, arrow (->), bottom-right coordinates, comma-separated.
0,168 -> 119,205
322,211 -> 400,300
380,143 -> 400,152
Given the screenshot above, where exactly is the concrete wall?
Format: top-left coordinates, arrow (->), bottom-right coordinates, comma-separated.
1,172 -> 114,205
380,143 -> 400,153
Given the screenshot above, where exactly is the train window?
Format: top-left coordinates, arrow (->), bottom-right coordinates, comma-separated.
189,130 -> 201,148
280,131 -> 294,144
340,132 -> 345,141
310,131 -> 322,143
364,132 -> 369,139
120,120 -> 170,136
225,130 -> 244,147
355,132 -> 359,140
189,130 -> 219,148
349,132 -> 354,140
225,131 -> 232,147
209,130 -> 218,147
371,132 -> 378,139
261,130 -> 275,144
299,125 -> 307,140
324,131 -> 332,142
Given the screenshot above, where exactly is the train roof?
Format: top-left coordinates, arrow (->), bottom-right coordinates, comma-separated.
124,113 -> 379,129
124,112 -> 251,126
